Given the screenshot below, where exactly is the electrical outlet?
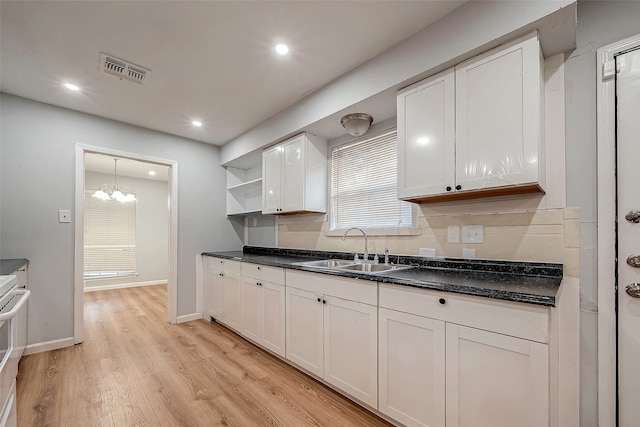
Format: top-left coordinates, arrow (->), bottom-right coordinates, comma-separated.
59,210 -> 71,223
462,225 -> 483,243
447,226 -> 460,243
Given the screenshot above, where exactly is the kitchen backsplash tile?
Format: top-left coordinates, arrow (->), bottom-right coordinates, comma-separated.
276,207 -> 579,278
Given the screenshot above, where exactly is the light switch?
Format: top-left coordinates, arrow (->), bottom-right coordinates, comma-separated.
59,210 -> 71,223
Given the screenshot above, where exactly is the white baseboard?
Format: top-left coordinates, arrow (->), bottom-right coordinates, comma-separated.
84,280 -> 166,292
24,337 -> 75,355
176,313 -> 203,323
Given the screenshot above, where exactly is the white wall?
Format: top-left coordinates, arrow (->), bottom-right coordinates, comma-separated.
0,94 -> 242,346
84,171 -> 169,288
564,2 -> 640,425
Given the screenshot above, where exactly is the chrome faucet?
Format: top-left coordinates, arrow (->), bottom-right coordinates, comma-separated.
342,227 -> 368,262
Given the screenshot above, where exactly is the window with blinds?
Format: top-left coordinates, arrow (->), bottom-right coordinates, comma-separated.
84,190 -> 137,279
330,130 -> 413,230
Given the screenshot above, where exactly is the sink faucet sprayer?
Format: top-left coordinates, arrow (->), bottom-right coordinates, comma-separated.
342,227 -> 368,262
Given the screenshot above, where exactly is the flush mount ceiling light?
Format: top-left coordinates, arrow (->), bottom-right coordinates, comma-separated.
64,83 -> 80,91
92,158 -> 137,203
275,43 -> 289,55
340,113 -> 373,137
191,120 -> 203,127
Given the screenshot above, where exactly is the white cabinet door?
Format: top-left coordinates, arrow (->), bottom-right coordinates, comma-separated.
378,308 -> 446,427
241,277 -> 261,343
445,324 -> 549,427
397,69 -> 455,200
262,145 -> 282,214
285,286 -> 324,377
281,135 -> 305,213
205,259 -> 224,321
221,272 -> 242,332
455,33 -> 541,192
260,281 -> 286,357
323,296 -> 378,408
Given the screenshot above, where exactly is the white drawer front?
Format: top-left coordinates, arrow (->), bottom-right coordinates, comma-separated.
379,283 -> 550,343
286,270 -> 377,306
242,263 -> 285,285
207,257 -> 241,275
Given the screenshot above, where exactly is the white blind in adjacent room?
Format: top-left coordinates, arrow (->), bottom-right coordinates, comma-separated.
84,190 -> 136,277
330,130 -> 413,230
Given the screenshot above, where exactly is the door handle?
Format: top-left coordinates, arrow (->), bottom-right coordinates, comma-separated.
625,283 -> 640,298
626,255 -> 640,268
625,210 -> 640,223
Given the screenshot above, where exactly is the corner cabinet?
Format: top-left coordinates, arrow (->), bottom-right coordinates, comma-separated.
397,32 -> 545,203
226,165 -> 263,216
262,133 -> 327,214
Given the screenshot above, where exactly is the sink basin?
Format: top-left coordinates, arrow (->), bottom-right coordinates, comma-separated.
337,263 -> 411,273
295,259 -> 355,268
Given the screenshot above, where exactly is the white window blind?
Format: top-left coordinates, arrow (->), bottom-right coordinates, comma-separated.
84,190 -> 136,278
330,130 -> 413,230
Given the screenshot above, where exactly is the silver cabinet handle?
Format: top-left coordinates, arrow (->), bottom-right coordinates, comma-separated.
627,255 -> 640,268
625,210 -> 640,223
625,283 -> 640,298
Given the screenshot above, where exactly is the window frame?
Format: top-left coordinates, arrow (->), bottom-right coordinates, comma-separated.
326,128 -> 418,236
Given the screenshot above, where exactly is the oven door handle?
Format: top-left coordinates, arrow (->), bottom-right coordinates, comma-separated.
0,290 -> 30,321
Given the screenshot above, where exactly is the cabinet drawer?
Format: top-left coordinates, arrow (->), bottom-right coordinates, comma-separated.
379,283 -> 550,343
12,267 -> 27,287
242,263 -> 284,285
286,270 -> 377,306
208,257 -> 241,275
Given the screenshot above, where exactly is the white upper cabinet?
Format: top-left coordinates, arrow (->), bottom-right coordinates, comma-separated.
397,69 -> 455,200
262,133 -> 327,214
397,32 -> 544,203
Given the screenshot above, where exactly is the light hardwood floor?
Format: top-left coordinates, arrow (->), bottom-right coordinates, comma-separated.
16,285 -> 392,426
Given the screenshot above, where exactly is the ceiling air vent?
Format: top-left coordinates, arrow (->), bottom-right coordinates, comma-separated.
100,53 -> 151,85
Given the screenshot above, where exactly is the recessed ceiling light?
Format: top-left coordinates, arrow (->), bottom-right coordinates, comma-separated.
64,83 -> 80,91
191,120 -> 202,127
148,171 -> 156,176
275,43 -> 289,55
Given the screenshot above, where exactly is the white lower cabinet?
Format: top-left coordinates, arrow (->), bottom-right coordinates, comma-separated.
445,324 -> 549,427
240,267 -> 286,358
379,308 -> 446,427
203,257 -> 224,321
378,283 -> 550,427
285,271 -> 378,408
221,269 -> 242,332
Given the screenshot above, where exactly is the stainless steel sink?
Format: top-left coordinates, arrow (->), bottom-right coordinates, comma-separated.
337,263 -> 411,273
294,259 -> 355,268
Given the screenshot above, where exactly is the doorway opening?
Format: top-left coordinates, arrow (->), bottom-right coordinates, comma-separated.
74,145 -> 179,344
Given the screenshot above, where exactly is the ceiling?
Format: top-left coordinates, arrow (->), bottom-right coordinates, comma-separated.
0,1 -> 466,147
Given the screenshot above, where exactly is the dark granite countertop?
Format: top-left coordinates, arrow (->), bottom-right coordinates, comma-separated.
202,246 -> 562,307
0,259 -> 29,276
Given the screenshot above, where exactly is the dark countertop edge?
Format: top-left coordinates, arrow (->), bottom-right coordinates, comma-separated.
201,248 -> 560,307
0,259 -> 29,276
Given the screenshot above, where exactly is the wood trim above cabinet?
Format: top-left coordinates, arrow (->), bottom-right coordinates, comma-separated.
401,183 -> 544,204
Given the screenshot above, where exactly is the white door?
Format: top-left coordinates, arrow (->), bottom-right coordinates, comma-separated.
285,287 -> 324,376
262,145 -> 282,214
281,136 -> 305,213
221,272 -> 242,332
240,277 -> 261,343
378,308 -> 446,427
205,259 -> 224,320
323,296 -> 378,408
397,69 -> 455,200
261,281 -> 285,357
445,324 -> 548,427
617,47 -> 640,427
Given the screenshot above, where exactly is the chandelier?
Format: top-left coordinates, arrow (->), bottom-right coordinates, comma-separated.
91,158 -> 137,203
